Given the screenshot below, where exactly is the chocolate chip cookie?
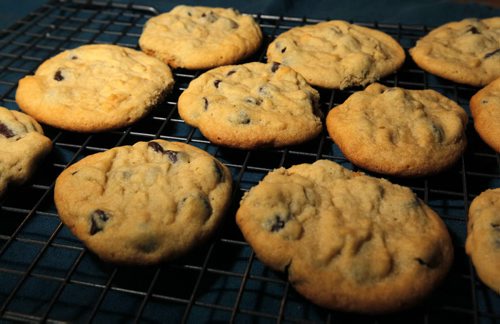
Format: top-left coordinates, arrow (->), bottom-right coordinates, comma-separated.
16,44 -> 174,132
54,140 -> 232,265
266,20 -> 405,89
236,159 -> 454,313
326,83 -> 468,177
410,17 -> 500,87
466,188 -> 500,295
470,77 -> 500,152
0,107 -> 52,197
139,5 -> 263,69
178,62 -> 322,149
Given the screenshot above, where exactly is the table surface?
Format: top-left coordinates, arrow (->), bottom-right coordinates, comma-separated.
1,0 -> 500,30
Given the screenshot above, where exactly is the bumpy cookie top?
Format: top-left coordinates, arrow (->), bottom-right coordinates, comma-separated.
139,5 -> 263,69
470,77 -> 500,152
466,188 -> 500,294
0,107 -> 52,196
16,44 -> 174,132
178,62 -> 322,149
266,20 -> 405,89
54,140 -> 232,265
410,17 -> 500,87
326,83 -> 468,177
237,159 -> 453,313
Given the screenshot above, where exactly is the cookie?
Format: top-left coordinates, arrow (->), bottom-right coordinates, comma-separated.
178,62 -> 322,149
139,5 -> 263,70
266,20 -> 405,89
54,140 -> 232,265
326,83 -> 468,177
16,44 -> 174,132
0,107 -> 52,197
469,77 -> 500,152
410,17 -> 500,87
236,159 -> 454,313
465,188 -> 500,294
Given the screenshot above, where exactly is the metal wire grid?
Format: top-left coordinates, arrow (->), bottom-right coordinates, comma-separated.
0,1 -> 498,323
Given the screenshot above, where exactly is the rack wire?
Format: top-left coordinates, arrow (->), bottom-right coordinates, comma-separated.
0,1 -> 498,323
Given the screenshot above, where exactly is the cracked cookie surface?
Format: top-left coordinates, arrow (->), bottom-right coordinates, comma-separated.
266,20 -> 405,89
470,77 -> 500,152
178,62 -> 322,149
16,44 -> 174,132
410,17 -> 500,86
0,107 -> 52,197
139,5 -> 262,69
54,140 -> 232,265
466,188 -> 500,294
326,83 -> 468,177
236,159 -> 453,313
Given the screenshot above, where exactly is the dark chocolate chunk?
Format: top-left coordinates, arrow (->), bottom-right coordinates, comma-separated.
187,11 -> 192,16
492,223 -> 500,231
466,26 -> 480,34
482,99 -> 489,104
271,62 -> 280,73
203,97 -> 209,110
270,215 -> 286,232
0,122 -> 15,138
54,70 -> 64,81
214,79 -> 221,88
164,150 -> 178,163
281,47 -> 287,53
89,209 -> 109,235
484,48 -> 500,59
70,55 -> 78,60
148,141 -> 164,154
226,70 -> 236,76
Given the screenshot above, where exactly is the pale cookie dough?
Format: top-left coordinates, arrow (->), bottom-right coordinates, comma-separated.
54,140 -> 233,265
410,17 -> 500,87
178,62 -> 322,149
470,77 -> 500,152
16,44 -> 174,132
0,107 -> 52,197
466,188 -> 500,295
139,5 -> 263,69
236,159 -> 454,313
266,20 -> 405,89
326,83 -> 468,177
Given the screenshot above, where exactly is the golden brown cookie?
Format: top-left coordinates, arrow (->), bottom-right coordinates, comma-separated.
326,83 -> 468,177
410,17 -> 500,87
236,159 -> 454,313
266,20 -> 405,89
16,44 -> 174,132
139,5 -> 263,69
470,77 -> 500,152
54,140 -> 232,265
466,188 -> 500,295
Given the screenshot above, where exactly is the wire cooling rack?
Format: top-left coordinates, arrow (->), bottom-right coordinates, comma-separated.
0,1 -> 499,323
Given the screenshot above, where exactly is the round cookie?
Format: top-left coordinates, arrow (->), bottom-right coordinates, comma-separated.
266,20 -> 405,89
16,44 -> 174,132
326,83 -> 468,177
469,77 -> 500,152
178,62 -> 322,149
410,17 -> 500,87
466,188 -> 500,294
139,5 -> 263,70
54,140 -> 232,265
0,107 -> 52,197
236,159 -> 454,313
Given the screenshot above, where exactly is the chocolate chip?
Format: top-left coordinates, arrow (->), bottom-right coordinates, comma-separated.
482,99 -> 489,104
214,79 -> 221,88
226,70 -> 236,76
148,141 -> 164,154
203,97 -> 208,110
164,150 -> 178,163
244,97 -> 262,105
70,170 -> 79,176
0,122 -> 15,138
229,20 -> 239,29
89,209 -> 109,235
270,215 -> 286,232
492,223 -> 500,231
271,62 -> 280,73
281,47 -> 287,53
466,26 -> 480,34
54,70 -> 64,81
201,12 -> 206,17
70,55 -> 78,60
484,49 -> 500,59
201,195 -> 213,217
415,255 -> 440,269
187,11 -> 192,16
213,161 -> 225,182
